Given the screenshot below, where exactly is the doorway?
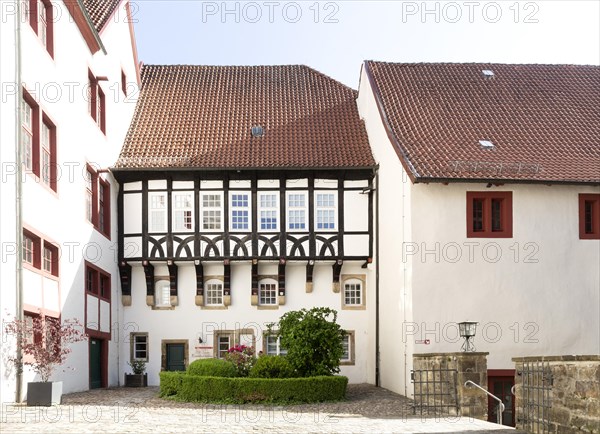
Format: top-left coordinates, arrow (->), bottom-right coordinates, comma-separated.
161,340 -> 188,372
89,338 -> 103,389
488,370 -> 515,426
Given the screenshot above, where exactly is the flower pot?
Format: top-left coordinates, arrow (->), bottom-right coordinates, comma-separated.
27,381 -> 62,406
124,373 -> 147,387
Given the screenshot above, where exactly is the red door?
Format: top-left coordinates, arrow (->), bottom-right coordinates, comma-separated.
488,370 -> 515,427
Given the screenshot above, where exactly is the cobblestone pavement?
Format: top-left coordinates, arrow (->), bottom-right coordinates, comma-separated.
1,384 -> 520,433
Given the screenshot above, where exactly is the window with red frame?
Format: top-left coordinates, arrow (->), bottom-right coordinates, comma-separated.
24,313 -> 42,345
42,241 -> 59,276
579,194 -> 600,240
99,179 -> 110,236
88,71 -> 106,134
86,167 -> 111,238
25,0 -> 54,56
22,92 -> 57,191
85,264 -> 111,301
467,192 -> 513,238
23,230 -> 58,276
23,230 -> 40,267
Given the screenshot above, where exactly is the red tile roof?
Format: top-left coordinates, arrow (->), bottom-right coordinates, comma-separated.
81,0 -> 121,32
114,65 -> 374,170
365,62 -> 600,184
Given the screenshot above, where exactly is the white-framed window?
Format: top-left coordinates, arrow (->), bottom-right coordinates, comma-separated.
155,280 -> 171,307
132,333 -> 148,361
42,245 -> 52,273
173,192 -> 193,232
315,192 -> 336,230
216,334 -> 231,359
38,0 -> 47,49
149,193 -> 167,233
341,335 -> 351,361
205,280 -> 224,306
344,279 -> 362,306
340,331 -> 355,365
200,192 -> 223,231
258,192 -> 278,231
265,334 -> 287,356
22,98 -> 33,171
85,169 -> 94,223
259,279 -> 278,306
287,192 -> 307,231
40,121 -> 50,185
230,192 -> 250,231
23,235 -> 34,264
342,276 -> 366,310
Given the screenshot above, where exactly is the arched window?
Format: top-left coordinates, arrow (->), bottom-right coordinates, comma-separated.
258,278 -> 278,306
155,280 -> 170,307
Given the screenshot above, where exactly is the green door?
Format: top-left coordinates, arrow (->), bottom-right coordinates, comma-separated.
90,339 -> 102,389
166,344 -> 186,371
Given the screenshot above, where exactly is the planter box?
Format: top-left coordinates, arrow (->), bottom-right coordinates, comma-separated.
27,381 -> 62,406
124,373 -> 148,387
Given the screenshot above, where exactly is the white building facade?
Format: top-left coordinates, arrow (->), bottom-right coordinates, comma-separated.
357,61 -> 600,419
0,0 -> 139,401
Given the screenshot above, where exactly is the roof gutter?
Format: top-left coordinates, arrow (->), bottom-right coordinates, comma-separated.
414,176 -> 600,187
110,165 -> 379,174
64,0 -> 107,55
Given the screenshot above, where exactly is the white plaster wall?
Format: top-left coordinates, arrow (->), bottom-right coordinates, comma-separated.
121,262 -> 375,386
13,1 -> 139,395
410,183 -> 600,368
357,62 -> 600,399
357,65 -> 415,397
0,2 -> 18,404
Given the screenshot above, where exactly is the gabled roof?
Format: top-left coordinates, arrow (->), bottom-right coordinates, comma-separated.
364,61 -> 600,184
81,0 -> 121,33
114,65 -> 375,170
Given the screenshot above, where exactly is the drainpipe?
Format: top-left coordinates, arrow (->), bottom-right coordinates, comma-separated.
375,168 -> 380,387
402,171 -> 408,397
15,0 -> 24,403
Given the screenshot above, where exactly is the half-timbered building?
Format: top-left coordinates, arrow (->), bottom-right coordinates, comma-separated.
113,65 -> 377,384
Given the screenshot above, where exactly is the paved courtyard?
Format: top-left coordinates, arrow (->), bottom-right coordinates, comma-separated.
1,384 -> 520,433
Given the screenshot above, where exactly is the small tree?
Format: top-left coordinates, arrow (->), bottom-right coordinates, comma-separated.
270,307 -> 345,377
5,316 -> 87,382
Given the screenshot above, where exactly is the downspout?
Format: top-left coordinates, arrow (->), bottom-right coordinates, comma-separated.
375,168 -> 380,387
15,0 -> 24,403
402,171 -> 408,397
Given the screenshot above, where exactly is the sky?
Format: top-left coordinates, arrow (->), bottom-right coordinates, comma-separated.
131,0 -> 600,87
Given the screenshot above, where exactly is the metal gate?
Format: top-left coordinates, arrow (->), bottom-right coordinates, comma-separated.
411,366 -> 459,416
517,361 -> 553,433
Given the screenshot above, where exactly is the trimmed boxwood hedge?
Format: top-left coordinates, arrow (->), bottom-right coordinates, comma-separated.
188,358 -> 238,377
159,371 -> 347,404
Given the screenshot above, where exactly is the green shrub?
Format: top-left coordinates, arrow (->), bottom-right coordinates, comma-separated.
159,371 -> 185,397
249,355 -> 295,378
159,372 -> 347,403
271,307 -> 345,377
187,358 -> 238,377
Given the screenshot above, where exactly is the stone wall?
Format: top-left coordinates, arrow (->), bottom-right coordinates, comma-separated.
513,355 -> 600,433
413,352 -> 489,420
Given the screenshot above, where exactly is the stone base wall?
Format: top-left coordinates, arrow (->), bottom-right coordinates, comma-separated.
513,355 -> 600,434
413,352 -> 489,420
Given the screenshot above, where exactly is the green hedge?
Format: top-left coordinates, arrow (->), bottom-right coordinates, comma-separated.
249,355 -> 295,378
159,372 -> 347,404
188,358 -> 238,377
